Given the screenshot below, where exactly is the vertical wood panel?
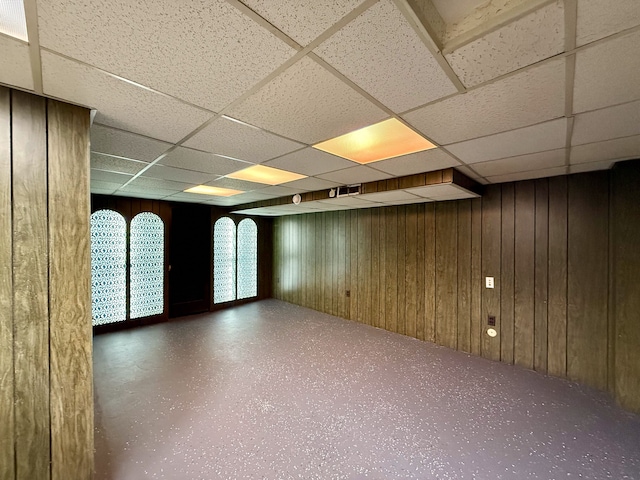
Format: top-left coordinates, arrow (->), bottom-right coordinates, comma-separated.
424,203 -> 436,343
457,200 -> 472,353
514,181 -> 535,368
358,209 -> 372,325
48,100 -> 93,479
371,208 -> 382,328
481,186 -> 501,360
0,86 -> 14,480
470,198 -> 483,355
384,207 -> 398,333
534,179 -> 549,373
349,211 -> 358,321
316,214 -> 323,310
548,176 -> 568,378
416,204 -> 426,341
397,207 -> 406,334
324,212 -> 332,314
436,201 -> 458,349
12,90 -> 50,480
405,205 -> 418,338
567,173 -> 608,390
337,211 -> 346,318
500,184 -> 515,364
378,208 -> 387,330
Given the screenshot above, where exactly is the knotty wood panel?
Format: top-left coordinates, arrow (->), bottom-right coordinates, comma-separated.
436,201 -> 458,349
567,173 -> 609,390
47,100 -> 93,480
514,181 -> 535,369
534,179 -> 549,373
12,90 -> 50,480
415,204 -> 426,341
384,207 -> 398,333
500,184 -> 515,364
470,198 -> 483,355
612,161 -> 640,412
405,205 -> 418,338
0,87 -> 13,480
481,186 -> 501,360
547,176 -> 568,378
424,203 -> 436,343
457,200 -> 472,353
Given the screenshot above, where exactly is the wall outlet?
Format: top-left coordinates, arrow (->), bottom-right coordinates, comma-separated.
485,277 -> 494,289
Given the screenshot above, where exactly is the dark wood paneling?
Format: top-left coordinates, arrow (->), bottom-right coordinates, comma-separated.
425,204 -> 436,343
567,173 -> 609,390
384,207 -> 398,333
481,186 -> 501,360
514,181 -> 535,369
12,90 -> 50,480
534,179 -> 549,374
0,86 -> 14,480
397,207 -> 406,335
371,209 -> 382,328
612,161 -> 640,412
405,205 -> 418,338
436,201 -> 458,349
547,176 -> 568,378
337,211 -> 347,318
416,204 -> 426,341
470,198 -> 483,355
378,208 -> 387,329
358,209 -> 372,325
47,100 -> 93,479
500,184 -> 515,364
457,200 -> 472,353
349,211 -> 359,321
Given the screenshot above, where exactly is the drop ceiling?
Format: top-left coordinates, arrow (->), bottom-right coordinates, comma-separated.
1,0 -> 639,214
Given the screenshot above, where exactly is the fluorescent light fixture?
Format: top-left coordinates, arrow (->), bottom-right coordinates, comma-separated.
226,165 -> 306,185
184,185 -> 243,197
313,118 -> 436,164
0,0 -> 28,41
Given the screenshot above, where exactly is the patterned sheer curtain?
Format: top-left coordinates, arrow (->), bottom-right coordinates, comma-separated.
213,217 -> 237,303
130,212 -> 164,319
237,218 -> 258,299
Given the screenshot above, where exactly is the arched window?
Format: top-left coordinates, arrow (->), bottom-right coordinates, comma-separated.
213,217 -> 237,304
130,212 -> 164,319
237,218 -> 258,300
90,209 -> 127,325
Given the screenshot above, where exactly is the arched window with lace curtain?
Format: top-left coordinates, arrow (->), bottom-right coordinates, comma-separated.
130,212 -> 164,319
237,218 -> 258,300
213,217 -> 237,304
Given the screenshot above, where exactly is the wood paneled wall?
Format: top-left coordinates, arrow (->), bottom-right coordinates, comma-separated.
273,164 -> 640,413
0,87 -> 93,479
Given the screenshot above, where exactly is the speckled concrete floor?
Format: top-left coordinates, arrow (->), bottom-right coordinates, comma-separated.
94,299 -> 640,479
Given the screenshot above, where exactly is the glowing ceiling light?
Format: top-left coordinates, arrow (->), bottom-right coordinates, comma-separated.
226,164 -> 306,185
0,0 -> 28,41
184,185 -> 243,197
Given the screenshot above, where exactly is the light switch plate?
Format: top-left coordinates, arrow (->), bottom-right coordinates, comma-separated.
486,277 -> 494,289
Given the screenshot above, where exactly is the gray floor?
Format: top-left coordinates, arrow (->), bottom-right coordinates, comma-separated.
94,299 -> 640,479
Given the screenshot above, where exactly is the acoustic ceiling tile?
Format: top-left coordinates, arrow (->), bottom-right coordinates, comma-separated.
118,185 -> 181,197
359,190 -> 421,202
446,2 -> 565,87
572,100 -> 640,146
90,169 -> 132,184
280,176 -> 342,191
406,183 -> 479,200
91,124 -> 171,162
238,0 -> 364,46
569,159 -> 615,174
42,52 -> 213,143
205,177 -> 265,191
485,166 -> 567,184
446,118 -> 567,164
127,176 -> 195,191
143,165 -> 219,184
573,30 -> 640,113
403,57 -> 565,145
576,0 -> 640,46
264,147 -> 357,176
472,149 -> 567,177
314,0 -> 456,112
91,187 -> 117,196
570,134 -> 640,165
184,116 -> 304,163
158,147 -> 251,175
371,148 -> 460,176
90,152 -> 149,175
162,192 -> 208,203
0,35 -> 33,91
317,165 -> 392,184
454,165 -> 488,184
38,0 -> 296,111
226,56 -> 388,144
90,180 -> 121,193
316,196 -> 377,207
256,185 -> 304,196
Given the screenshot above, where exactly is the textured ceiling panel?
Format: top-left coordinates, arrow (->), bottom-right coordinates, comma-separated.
445,2 -> 564,87
316,196 -> 376,207
205,177 -> 265,191
128,176 -> 195,191
118,185 -> 181,197
484,166 -> 567,183
576,0 -> 640,46
280,176 -> 342,191
569,159 -> 615,174
570,134 -> 640,165
572,100 -> 640,146
90,180 -> 121,193
317,165 -> 392,184
406,183 -> 479,200
446,118 -> 567,164
90,169 -> 132,184
184,116 -> 304,163
263,147 -> 357,176
472,148 -> 567,177
162,192 -> 208,203
359,190 -> 422,202
42,52 -> 213,143
226,56 -> 388,144
0,35 -> 33,91
371,148 -> 460,176
239,0 -> 364,46
573,30 -> 640,114
403,57 -> 565,145
38,0 -> 296,111
143,165 -> 219,184
256,185 -> 304,196
314,0 -> 456,112
158,147 -> 251,175
90,152 -> 149,175
91,123 -> 171,162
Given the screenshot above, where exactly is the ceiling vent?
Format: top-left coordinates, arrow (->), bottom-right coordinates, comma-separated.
337,184 -> 361,197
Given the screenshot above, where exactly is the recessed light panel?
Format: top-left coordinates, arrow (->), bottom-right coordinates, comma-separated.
226,165 -> 306,185
313,118 -> 436,164
0,0 -> 28,41
184,185 -> 243,197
